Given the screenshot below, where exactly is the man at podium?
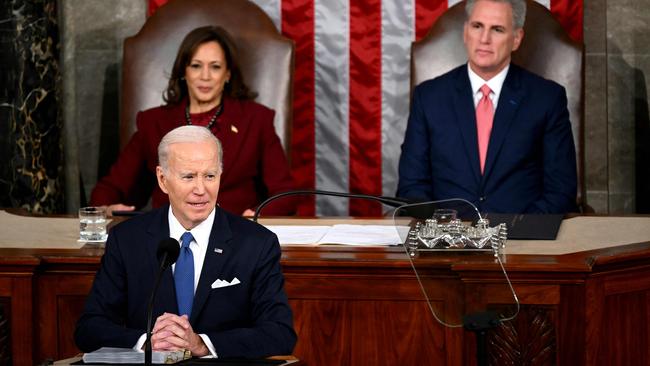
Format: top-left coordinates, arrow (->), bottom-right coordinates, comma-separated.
75,126 -> 296,358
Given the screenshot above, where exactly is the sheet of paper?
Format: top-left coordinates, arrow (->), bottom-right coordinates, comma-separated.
318,225 -> 408,246
265,225 -> 330,245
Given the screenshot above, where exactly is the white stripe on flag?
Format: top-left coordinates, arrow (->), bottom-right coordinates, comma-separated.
381,0 -> 415,199
537,0 -> 551,9
314,0 -> 351,215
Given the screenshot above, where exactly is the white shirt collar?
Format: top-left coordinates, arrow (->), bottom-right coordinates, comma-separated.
168,206 -> 215,248
467,63 -> 510,109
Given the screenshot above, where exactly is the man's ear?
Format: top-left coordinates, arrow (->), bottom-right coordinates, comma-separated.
156,166 -> 169,194
512,28 -> 524,52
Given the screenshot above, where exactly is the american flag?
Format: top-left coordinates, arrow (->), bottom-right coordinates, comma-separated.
149,0 -> 583,216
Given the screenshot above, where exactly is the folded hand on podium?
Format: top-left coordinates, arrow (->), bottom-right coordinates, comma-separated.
151,312 -> 209,357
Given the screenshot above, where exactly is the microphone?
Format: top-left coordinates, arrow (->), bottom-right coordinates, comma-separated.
156,238 -> 181,269
145,238 -> 180,366
252,189 -> 414,221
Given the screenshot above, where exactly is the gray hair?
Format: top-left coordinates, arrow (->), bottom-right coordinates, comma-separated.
158,125 -> 223,173
465,0 -> 526,30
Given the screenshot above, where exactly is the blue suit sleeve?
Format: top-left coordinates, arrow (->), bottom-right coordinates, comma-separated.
527,86 -> 578,213
397,85 -> 434,200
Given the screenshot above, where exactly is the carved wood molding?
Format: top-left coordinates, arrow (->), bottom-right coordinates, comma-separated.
488,306 -> 557,366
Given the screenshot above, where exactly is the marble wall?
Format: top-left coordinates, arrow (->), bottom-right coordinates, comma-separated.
584,0 -> 650,213
0,0 -> 64,214
59,0 -> 146,212
56,1 -> 650,214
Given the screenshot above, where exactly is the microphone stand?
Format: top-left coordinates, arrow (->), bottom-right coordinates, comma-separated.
145,252 -> 169,366
463,311 -> 500,366
253,189 -> 412,221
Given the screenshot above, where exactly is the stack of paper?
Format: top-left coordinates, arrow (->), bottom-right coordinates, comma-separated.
82,347 -> 189,364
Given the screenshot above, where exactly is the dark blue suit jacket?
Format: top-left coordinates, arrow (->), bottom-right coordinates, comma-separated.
397,64 -> 577,214
75,205 -> 296,358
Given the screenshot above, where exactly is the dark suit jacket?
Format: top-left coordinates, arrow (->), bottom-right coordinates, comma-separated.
90,97 -> 296,215
75,205 -> 297,358
397,64 -> 577,214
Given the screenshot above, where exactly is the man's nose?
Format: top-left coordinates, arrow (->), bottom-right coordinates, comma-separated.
479,29 -> 490,43
193,177 -> 206,194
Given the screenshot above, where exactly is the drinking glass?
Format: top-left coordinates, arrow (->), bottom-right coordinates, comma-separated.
79,207 -> 108,241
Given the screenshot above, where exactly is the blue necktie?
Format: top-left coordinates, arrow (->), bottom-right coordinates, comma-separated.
175,232 -> 195,316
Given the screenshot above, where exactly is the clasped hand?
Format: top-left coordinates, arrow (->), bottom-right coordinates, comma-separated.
151,312 -> 209,357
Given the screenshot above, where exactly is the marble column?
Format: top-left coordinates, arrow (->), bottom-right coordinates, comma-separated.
0,0 -> 63,213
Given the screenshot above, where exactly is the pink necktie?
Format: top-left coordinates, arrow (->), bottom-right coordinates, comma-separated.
476,84 -> 493,174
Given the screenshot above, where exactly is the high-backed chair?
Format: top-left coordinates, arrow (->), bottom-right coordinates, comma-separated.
411,0 -> 588,211
120,0 -> 294,153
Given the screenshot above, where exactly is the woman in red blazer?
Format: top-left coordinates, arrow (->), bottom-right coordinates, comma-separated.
90,26 -> 295,216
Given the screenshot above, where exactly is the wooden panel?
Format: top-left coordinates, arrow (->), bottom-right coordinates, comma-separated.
0,297 -> 12,366
284,272 -> 424,300
602,265 -> 650,295
36,273 -> 94,363
10,276 -> 34,366
585,276 -> 605,366
600,290 -> 650,366
557,284 -> 586,365
290,299 -> 350,365
351,300 -> 450,366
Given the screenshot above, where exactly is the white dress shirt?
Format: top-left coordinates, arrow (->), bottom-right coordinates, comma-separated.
467,63 -> 510,110
133,208 -> 218,357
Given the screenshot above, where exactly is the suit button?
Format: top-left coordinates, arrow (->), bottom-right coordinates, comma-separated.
479,196 -> 486,202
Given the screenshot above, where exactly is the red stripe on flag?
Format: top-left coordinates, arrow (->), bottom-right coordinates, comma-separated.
550,0 -> 583,42
415,0 -> 449,41
349,0 -> 383,216
282,0 -> 316,216
148,0 -> 168,17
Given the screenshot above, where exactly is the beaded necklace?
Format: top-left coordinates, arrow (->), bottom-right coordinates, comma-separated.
184,102 -> 224,129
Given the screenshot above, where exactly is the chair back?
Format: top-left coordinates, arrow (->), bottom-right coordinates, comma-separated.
120,0 -> 294,153
411,0 -> 586,208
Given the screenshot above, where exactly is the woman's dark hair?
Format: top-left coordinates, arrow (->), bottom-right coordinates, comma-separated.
163,25 -> 257,104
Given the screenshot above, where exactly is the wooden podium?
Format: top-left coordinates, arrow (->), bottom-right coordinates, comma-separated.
1,212 -> 650,365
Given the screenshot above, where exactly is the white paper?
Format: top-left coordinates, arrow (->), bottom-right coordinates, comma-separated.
318,225 -> 407,246
266,224 -> 409,246
266,225 -> 330,244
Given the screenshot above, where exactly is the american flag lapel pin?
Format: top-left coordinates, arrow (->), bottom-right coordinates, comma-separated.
214,248 -> 223,254
230,125 -> 238,133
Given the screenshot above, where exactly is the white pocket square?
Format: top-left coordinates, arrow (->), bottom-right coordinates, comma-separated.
211,277 -> 241,289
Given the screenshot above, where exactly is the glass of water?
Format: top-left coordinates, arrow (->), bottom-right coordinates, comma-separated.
79,206 -> 108,242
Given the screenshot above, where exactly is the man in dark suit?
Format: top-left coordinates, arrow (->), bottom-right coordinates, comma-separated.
397,0 -> 577,214
75,125 -> 296,358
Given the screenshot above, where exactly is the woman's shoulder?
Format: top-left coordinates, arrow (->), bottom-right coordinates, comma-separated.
136,103 -> 184,128
227,98 -> 274,117
139,102 -> 184,118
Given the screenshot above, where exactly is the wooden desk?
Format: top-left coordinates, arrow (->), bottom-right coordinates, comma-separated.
1,214 -> 650,365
